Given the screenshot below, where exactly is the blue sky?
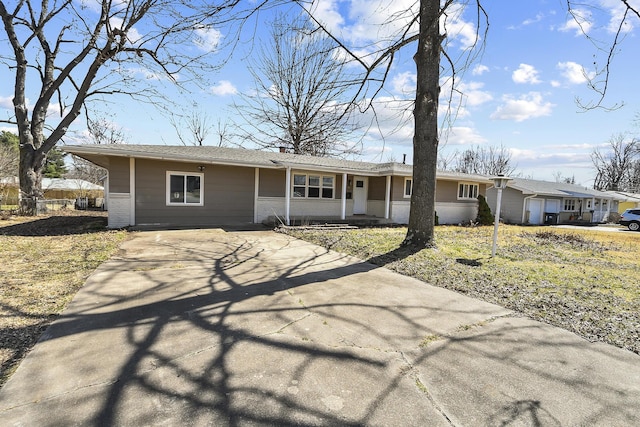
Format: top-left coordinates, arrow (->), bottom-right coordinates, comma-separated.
2,0 -> 639,187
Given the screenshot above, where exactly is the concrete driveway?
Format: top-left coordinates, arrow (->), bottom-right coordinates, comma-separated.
1,229 -> 639,426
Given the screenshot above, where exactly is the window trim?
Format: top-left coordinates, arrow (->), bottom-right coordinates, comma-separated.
404,177 -> 412,198
292,172 -> 335,199
457,182 -> 479,200
562,198 -> 577,212
166,171 -> 204,206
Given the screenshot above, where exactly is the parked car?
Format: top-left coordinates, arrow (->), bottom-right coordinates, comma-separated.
619,209 -> 640,231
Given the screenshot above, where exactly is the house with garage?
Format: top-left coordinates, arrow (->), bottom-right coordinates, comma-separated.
64,144 -> 492,229
485,177 -> 616,225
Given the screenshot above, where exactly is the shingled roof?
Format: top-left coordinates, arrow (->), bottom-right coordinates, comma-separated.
64,144 -> 491,182
508,177 -> 610,198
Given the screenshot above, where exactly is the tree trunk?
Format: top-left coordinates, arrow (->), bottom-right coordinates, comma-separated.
18,145 -> 45,215
403,0 -> 441,248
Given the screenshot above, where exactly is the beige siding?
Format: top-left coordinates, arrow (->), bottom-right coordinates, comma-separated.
368,176 -> 387,201
259,169 -> 285,197
108,157 -> 130,193
436,180 -> 458,203
391,176 -> 409,201
135,159 -> 254,226
487,187 -> 526,224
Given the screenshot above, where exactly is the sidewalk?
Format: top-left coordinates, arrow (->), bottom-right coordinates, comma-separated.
1,229 -> 639,426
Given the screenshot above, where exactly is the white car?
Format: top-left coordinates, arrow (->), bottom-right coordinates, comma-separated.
619,209 -> 640,231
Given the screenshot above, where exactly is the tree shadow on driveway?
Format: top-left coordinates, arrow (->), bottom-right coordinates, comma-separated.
1,230 -> 639,426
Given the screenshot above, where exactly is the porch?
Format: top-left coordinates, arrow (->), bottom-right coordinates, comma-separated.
261,214 -> 392,227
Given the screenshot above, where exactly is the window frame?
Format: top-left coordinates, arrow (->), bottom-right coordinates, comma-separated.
404,178 -> 412,198
166,171 -> 204,206
457,182 -> 479,200
292,172 -> 335,199
563,198 -> 577,211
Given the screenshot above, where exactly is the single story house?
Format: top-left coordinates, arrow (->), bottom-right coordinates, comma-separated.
42,178 -> 104,200
486,177 -> 616,225
64,144 -> 492,229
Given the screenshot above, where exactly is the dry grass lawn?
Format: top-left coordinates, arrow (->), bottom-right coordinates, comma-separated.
0,211 -> 129,386
283,225 -> 640,355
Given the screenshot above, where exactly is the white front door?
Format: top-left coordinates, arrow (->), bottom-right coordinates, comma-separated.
528,198 -> 544,224
353,177 -> 367,215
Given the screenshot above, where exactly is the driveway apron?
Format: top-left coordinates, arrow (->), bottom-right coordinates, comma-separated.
1,229 -> 639,426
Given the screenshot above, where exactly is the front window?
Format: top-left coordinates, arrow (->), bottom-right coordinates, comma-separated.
404,178 -> 412,198
563,198 -> 577,211
167,171 -> 203,206
292,173 -> 334,199
586,199 -> 593,210
458,182 -> 479,200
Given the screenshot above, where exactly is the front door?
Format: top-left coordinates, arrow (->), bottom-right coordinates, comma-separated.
353,177 -> 367,215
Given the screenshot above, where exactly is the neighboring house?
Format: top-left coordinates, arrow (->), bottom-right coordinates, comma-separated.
0,176 -> 19,207
486,178 -> 616,225
42,178 -> 104,200
64,145 -> 491,229
606,191 -> 640,213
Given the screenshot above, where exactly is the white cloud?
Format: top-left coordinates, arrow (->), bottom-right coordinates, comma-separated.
0,96 -> 13,109
599,0 -> 639,33
558,8 -> 593,36
439,78 -> 492,119
194,27 -> 223,52
557,61 -> 595,85
210,81 -> 237,96
522,13 -> 544,26
442,126 -> 487,146
391,72 -> 416,95
472,65 -> 489,76
512,64 -> 541,84
490,92 -> 554,122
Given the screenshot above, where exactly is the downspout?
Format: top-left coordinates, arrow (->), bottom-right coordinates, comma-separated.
285,166 -> 291,226
522,194 -> 537,224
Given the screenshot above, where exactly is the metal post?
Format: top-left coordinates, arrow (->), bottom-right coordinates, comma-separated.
492,187 -> 503,257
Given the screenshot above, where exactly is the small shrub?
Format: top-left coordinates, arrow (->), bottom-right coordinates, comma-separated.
476,194 -> 493,225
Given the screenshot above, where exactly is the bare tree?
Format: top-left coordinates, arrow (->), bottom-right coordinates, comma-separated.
0,0 -> 257,214
234,13 -> 361,157
87,117 -> 129,146
451,145 -> 517,176
171,110 -> 216,146
592,133 -> 639,191
553,171 -> 576,184
67,116 -> 128,184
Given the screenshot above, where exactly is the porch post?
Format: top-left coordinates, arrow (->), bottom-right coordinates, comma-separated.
285,167 -> 291,226
129,158 -> 135,226
384,175 -> 391,219
341,173 -> 347,220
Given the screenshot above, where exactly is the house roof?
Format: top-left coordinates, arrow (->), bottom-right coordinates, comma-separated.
507,177 -> 611,199
605,191 -> 640,202
64,144 -> 492,182
42,178 -> 103,191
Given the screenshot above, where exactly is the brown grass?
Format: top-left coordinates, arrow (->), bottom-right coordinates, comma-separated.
0,210 -> 129,386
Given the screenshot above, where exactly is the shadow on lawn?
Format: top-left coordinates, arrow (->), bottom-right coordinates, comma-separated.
0,213 -> 108,236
